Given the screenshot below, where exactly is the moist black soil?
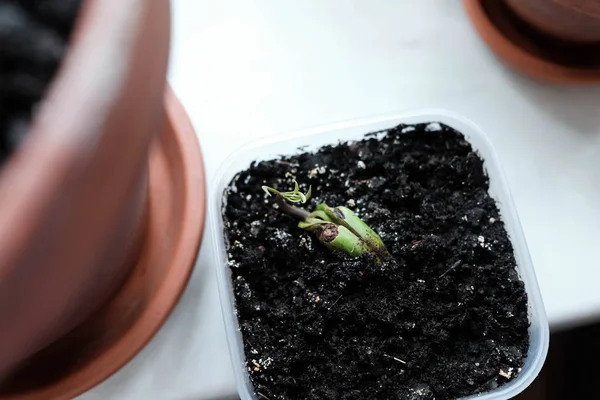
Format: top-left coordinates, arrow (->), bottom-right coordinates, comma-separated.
0,0 -> 82,164
223,122 -> 529,400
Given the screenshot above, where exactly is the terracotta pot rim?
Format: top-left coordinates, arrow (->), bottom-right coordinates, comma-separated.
61,86 -> 206,399
464,0 -> 600,84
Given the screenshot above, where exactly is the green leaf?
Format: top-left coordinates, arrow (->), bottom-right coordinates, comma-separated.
262,186 -> 281,197
261,180 -> 311,204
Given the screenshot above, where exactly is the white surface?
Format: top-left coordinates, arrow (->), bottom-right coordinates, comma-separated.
209,112 -> 550,400
81,0 -> 600,399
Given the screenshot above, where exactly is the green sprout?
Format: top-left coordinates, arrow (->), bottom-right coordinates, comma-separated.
262,180 -> 312,204
262,180 -> 388,258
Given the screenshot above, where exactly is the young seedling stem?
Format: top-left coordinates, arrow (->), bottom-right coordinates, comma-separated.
262,180 -> 388,258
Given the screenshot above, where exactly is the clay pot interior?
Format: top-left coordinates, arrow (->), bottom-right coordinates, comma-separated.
506,0 -> 600,43
464,0 -> 600,84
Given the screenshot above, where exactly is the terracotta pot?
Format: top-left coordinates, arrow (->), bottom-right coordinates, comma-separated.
464,0 -> 600,84
506,0 -> 600,43
0,86 -> 206,400
0,0 -> 170,378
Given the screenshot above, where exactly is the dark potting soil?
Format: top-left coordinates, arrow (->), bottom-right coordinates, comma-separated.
0,0 -> 82,164
223,123 -> 529,400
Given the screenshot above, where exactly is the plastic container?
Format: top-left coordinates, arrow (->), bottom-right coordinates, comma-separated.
210,110 -> 550,400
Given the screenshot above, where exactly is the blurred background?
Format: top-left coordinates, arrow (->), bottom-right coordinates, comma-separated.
2,0 -> 600,399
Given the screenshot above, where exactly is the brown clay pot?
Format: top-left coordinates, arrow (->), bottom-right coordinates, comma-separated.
0,0 -> 205,393
506,0 -> 600,43
464,0 -> 600,84
0,86 -> 205,400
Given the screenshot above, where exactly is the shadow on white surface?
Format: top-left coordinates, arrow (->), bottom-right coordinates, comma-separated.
510,76 -> 600,137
